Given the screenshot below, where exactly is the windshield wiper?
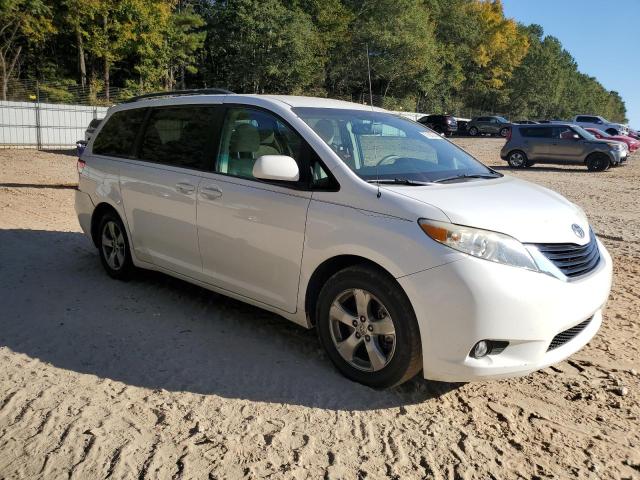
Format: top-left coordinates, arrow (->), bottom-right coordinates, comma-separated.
432,173 -> 501,184
366,178 -> 432,186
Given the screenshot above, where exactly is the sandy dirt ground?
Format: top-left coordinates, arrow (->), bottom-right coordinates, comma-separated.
0,141 -> 639,479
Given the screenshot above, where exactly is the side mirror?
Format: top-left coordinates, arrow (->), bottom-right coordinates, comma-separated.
253,155 -> 299,182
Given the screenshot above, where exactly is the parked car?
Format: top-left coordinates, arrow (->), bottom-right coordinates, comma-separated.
572,115 -> 628,136
417,114 -> 458,136
455,118 -> 470,135
85,118 -> 103,142
584,128 -> 639,152
76,91 -> 612,388
466,116 -> 511,137
627,128 -> 639,140
501,123 -> 628,171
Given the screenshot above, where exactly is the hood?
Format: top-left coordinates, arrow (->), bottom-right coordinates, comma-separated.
385,176 -> 590,244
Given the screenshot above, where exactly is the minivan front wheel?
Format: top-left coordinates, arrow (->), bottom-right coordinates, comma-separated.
316,265 -> 422,388
508,150 -> 528,168
98,212 -> 134,280
468,126 -> 479,136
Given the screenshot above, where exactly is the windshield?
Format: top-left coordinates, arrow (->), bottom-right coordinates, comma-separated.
574,125 -> 598,140
294,107 -> 498,183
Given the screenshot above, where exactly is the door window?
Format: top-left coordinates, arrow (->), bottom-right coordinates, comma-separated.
139,106 -> 217,170
521,127 -> 553,138
216,108 -> 302,180
93,108 -> 146,157
553,126 -> 577,140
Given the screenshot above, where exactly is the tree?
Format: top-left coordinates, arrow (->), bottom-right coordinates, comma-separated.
0,0 -> 54,99
461,0 -> 529,111
132,3 -> 205,91
60,0 -> 101,90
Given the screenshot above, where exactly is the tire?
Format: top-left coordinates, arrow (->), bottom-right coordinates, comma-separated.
97,211 -> 134,280
507,150 -> 528,168
433,125 -> 443,134
316,265 -> 422,389
499,127 -> 509,137
586,153 -> 609,172
468,126 -> 479,136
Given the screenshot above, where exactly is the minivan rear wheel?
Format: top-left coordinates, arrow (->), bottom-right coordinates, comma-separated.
316,265 -> 422,388
586,153 -> 609,172
499,127 -> 509,137
508,150 -> 528,168
98,212 -> 134,280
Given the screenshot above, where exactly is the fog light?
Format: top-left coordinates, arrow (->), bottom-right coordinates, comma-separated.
472,340 -> 489,358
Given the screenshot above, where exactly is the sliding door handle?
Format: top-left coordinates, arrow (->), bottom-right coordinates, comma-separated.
200,185 -> 222,200
175,182 -> 195,194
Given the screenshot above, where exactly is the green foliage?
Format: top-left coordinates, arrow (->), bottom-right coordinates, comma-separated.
0,0 -> 55,99
5,0 -> 628,122
202,0 -> 324,94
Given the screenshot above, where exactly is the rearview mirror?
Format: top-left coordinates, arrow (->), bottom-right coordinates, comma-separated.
253,155 -> 299,182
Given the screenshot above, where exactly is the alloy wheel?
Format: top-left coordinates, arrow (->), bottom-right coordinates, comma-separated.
101,221 -> 126,270
328,288 -> 396,372
509,151 -> 525,167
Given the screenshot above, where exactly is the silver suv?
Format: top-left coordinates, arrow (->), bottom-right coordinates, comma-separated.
501,123 -> 628,171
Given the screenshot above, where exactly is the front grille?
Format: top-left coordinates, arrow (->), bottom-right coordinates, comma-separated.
547,318 -> 592,351
534,233 -> 600,278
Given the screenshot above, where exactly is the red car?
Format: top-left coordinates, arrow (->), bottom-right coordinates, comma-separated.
585,128 -> 640,152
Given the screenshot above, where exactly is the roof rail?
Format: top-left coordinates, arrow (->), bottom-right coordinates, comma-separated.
123,88 -> 234,103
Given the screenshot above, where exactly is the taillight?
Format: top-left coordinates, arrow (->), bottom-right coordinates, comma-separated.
77,159 -> 86,173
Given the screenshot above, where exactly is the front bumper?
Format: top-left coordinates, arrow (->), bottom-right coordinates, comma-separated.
398,238 -> 613,382
610,148 -> 627,164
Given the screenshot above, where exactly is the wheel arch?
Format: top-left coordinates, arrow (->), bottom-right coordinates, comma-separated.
304,255 -> 399,326
90,202 -> 123,248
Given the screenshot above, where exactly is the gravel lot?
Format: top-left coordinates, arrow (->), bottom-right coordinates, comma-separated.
0,140 -> 638,479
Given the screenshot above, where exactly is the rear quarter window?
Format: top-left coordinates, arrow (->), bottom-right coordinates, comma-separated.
521,127 -> 553,138
93,109 -> 146,157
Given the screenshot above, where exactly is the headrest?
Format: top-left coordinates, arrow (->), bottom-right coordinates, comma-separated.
314,119 -> 334,143
229,123 -> 260,153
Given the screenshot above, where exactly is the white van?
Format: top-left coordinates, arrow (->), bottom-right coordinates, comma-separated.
75,91 -> 612,388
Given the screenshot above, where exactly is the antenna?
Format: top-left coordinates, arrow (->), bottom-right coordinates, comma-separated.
366,43 -> 381,198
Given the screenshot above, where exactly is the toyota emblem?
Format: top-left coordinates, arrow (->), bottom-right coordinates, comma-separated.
572,224 -> 585,239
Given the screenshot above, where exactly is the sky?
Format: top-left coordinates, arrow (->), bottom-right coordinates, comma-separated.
501,0 -> 640,128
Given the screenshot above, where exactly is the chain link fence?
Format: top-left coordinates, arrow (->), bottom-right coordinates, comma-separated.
0,79 -> 131,150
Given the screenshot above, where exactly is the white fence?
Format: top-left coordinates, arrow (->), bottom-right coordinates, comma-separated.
0,100 -> 109,149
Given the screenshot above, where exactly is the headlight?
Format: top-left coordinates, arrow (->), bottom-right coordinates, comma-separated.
418,219 -> 538,271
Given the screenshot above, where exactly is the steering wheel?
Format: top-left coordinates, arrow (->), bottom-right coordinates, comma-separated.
376,154 -> 400,166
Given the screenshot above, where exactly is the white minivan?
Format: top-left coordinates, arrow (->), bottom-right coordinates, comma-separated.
75,91 -> 613,388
